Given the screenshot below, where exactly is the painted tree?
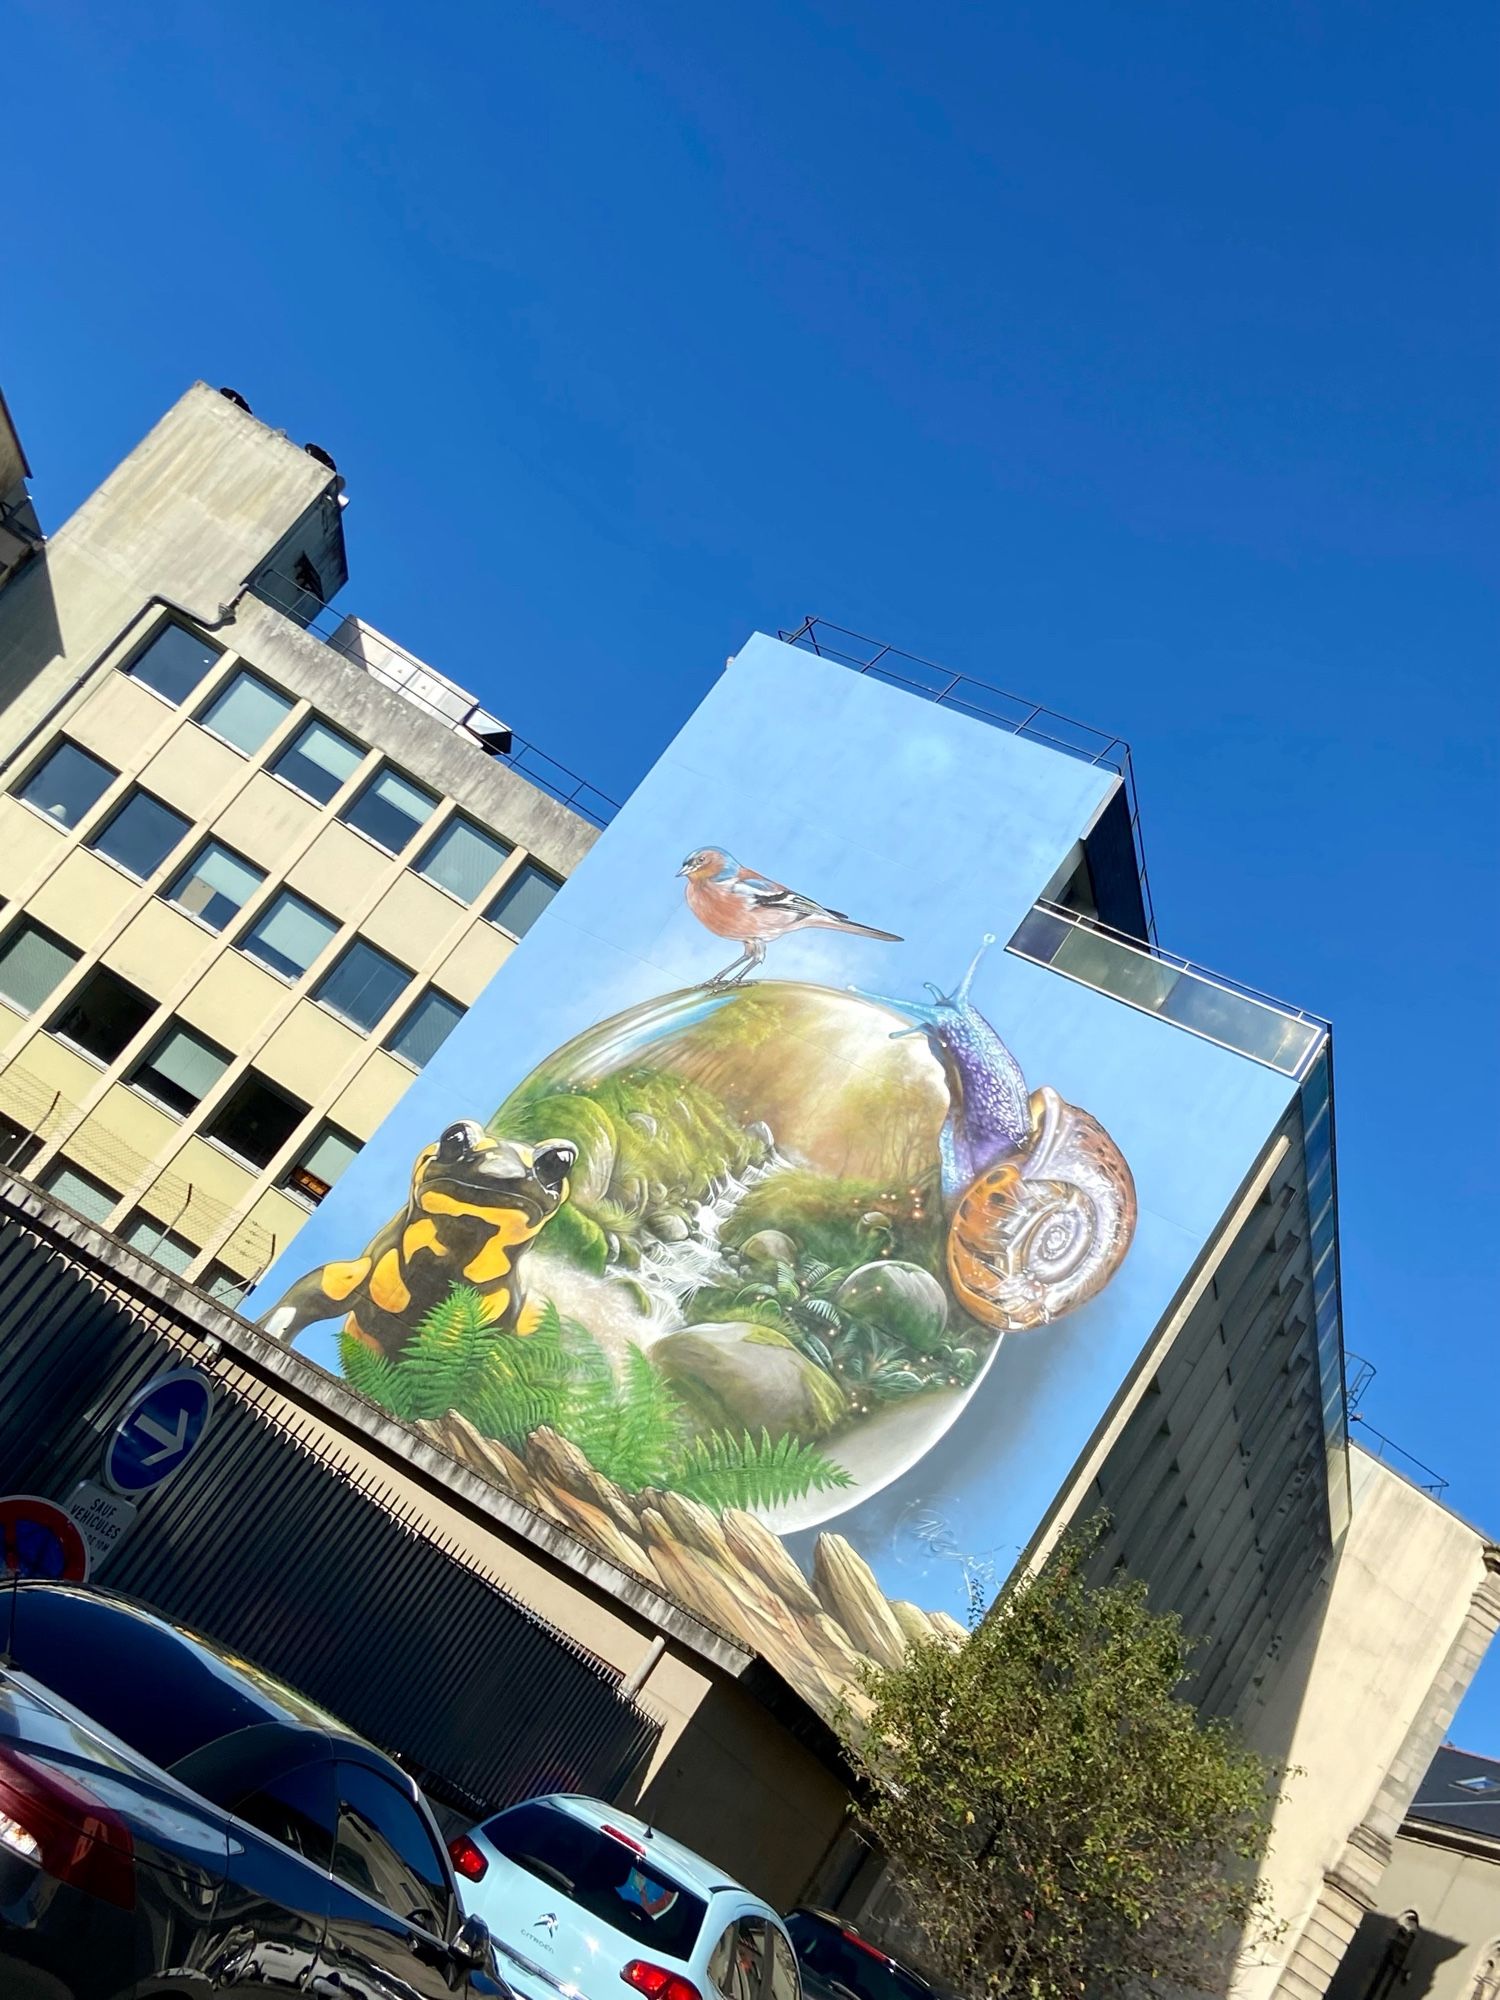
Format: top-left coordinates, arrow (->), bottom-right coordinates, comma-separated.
836,1534 -> 1281,1998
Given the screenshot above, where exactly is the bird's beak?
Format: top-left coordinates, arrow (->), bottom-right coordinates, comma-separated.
676,862 -> 691,877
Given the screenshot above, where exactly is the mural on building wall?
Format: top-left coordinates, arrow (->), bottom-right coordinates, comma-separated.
251,635 -> 1295,1712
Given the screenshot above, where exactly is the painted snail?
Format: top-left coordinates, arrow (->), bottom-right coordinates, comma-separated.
859,939 -> 1136,1332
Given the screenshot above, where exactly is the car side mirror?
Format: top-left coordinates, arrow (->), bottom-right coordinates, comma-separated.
451,1912 -> 493,1972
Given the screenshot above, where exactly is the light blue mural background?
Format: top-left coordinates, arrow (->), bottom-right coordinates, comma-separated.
251,633 -> 1296,1622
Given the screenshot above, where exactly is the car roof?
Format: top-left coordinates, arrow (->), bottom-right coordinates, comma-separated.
518,1793 -> 763,1903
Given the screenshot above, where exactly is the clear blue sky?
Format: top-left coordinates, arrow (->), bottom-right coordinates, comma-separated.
6,3 -> 1497,1735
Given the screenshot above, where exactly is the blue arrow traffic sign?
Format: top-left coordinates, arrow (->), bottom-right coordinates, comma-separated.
104,1368 -> 214,1497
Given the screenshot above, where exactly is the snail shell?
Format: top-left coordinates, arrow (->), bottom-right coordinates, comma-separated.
947,1085 -> 1137,1332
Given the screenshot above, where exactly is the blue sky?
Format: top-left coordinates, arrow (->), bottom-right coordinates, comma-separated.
6,3 -> 1496,1731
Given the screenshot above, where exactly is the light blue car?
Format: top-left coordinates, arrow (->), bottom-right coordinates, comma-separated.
448,1794 -> 802,2000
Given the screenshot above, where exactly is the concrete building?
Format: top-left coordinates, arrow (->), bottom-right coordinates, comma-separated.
0,383 -> 605,1297
1325,1744 -> 1500,2000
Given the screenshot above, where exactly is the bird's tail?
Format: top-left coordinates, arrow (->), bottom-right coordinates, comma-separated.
814,914 -> 904,943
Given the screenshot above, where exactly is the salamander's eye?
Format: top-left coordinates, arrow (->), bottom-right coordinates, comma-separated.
436,1121 -> 481,1162
533,1142 -> 577,1192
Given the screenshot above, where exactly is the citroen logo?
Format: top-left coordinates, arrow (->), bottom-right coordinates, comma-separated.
536,1913 -> 559,1936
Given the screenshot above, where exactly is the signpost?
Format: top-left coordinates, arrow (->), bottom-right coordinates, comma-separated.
0,1494 -> 91,1582
104,1368 -> 214,1498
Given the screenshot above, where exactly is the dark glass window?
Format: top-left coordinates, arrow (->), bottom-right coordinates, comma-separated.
240,891 -> 338,981
236,1761 -> 338,1872
125,622 -> 223,705
383,990 -> 463,1070
120,1210 -> 195,1275
783,1916 -> 932,2000
88,790 -> 191,879
39,1160 -> 119,1223
166,841 -> 265,931
0,921 -> 80,1014
417,818 -> 510,901
207,1073 -> 307,1169
314,940 -> 408,1033
49,967 -> 154,1064
283,1125 -> 360,1205
340,767 -> 436,854
6,1588 -> 339,1772
130,1022 -> 231,1117
271,719 -> 362,804
334,1763 -> 450,1936
715,1920 -> 770,2000
17,742 -> 116,830
481,1801 -> 706,1957
198,671 -> 294,756
485,861 -> 560,938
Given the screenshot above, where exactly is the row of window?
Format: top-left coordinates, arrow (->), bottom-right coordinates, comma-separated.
108,618 -> 560,929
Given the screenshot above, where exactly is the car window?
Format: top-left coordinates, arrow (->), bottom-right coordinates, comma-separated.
334,1762 -> 452,1938
713,1918 -> 770,2000
235,1759 -> 338,1870
786,1918 -> 931,2000
482,1801 -> 706,1958
770,1928 -> 803,2000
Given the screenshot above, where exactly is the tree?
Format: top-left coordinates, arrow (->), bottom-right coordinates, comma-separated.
835,1533 -> 1281,1998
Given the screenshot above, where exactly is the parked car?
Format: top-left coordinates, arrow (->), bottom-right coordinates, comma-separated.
784,1908 -> 948,2000
449,1793 -> 801,2000
0,1579 -> 501,1998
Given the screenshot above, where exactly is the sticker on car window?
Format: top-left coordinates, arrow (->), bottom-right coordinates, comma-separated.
616,1867 -> 680,1921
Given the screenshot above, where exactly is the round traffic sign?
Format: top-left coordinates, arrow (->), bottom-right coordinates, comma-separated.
104,1368 -> 214,1497
0,1495 -> 90,1582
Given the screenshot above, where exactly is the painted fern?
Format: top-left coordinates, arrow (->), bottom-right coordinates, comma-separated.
671,1428 -> 854,1511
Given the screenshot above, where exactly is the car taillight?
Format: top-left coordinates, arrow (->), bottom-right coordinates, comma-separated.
448,1833 -> 489,1882
623,1959 -> 700,2000
0,1743 -> 135,1910
843,1929 -> 894,1961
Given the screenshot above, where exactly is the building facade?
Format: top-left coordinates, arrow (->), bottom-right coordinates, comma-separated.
0,384 -> 602,1297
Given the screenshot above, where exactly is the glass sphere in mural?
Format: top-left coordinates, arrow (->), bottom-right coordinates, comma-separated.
493,974 -> 1136,1531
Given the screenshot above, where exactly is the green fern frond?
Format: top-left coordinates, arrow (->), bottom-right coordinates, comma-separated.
670,1428 -> 854,1512
339,1332 -> 414,1417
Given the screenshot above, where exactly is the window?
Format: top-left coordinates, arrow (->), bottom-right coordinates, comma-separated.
130,1022 -> 231,1117
769,1928 -> 802,2000
40,1160 -> 118,1224
240,890 -> 337,981
88,789 -> 191,880
49,967 -> 154,1065
207,1073 -> 307,1169
17,741 -> 116,830
340,767 -> 436,853
713,1920 -> 769,2000
271,718 -> 362,804
417,818 -> 511,902
125,621 -> 223,705
283,1125 -> 360,1205
384,990 -> 463,1070
198,671 -> 294,757
120,1210 -> 195,1275
235,1761 -> 338,1872
201,1262 -> 249,1306
0,1115 -> 40,1175
166,840 -> 265,931
481,1801 -> 706,1958
782,1916 -> 931,2000
314,939 -> 408,1033
334,1763 -> 451,1937
0,921 -> 80,1015
486,860 -> 560,937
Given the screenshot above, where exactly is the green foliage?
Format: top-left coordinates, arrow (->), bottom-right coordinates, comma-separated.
672,1429 -> 854,1511
544,1201 -> 611,1275
725,1167 -> 940,1270
836,1529 -> 1282,1999
347,1281 -> 851,1514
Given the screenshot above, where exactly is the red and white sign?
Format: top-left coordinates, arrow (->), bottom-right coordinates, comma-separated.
0,1493 -> 91,1583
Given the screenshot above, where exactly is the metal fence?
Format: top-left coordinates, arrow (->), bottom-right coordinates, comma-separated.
0,1204 -> 661,1819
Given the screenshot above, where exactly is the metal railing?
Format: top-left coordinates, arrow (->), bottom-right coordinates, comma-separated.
1348,1415 -> 1449,1498
1007,899 -> 1329,1078
1344,1352 -> 1376,1411
780,615 -> 1157,941
251,575 -> 622,828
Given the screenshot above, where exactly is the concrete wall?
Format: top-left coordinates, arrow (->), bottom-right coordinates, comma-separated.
1232,1452 -> 1500,2000
1328,1829 -> 1500,2000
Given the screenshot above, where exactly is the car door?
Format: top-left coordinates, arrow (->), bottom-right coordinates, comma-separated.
206,1755 -> 337,1995
317,1758 -> 461,1997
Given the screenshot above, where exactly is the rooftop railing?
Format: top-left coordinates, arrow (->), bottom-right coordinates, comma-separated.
780,615 -> 1157,941
1348,1416 -> 1450,1498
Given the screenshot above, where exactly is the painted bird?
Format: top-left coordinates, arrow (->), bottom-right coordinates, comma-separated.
678,847 -> 903,984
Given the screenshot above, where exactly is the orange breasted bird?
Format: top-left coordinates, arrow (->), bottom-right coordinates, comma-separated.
678,847 -> 902,985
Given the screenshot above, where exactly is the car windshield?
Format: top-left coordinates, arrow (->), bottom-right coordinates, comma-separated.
7,1585 -> 346,1770
483,1801 -> 707,1959
786,1917 -> 935,2000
